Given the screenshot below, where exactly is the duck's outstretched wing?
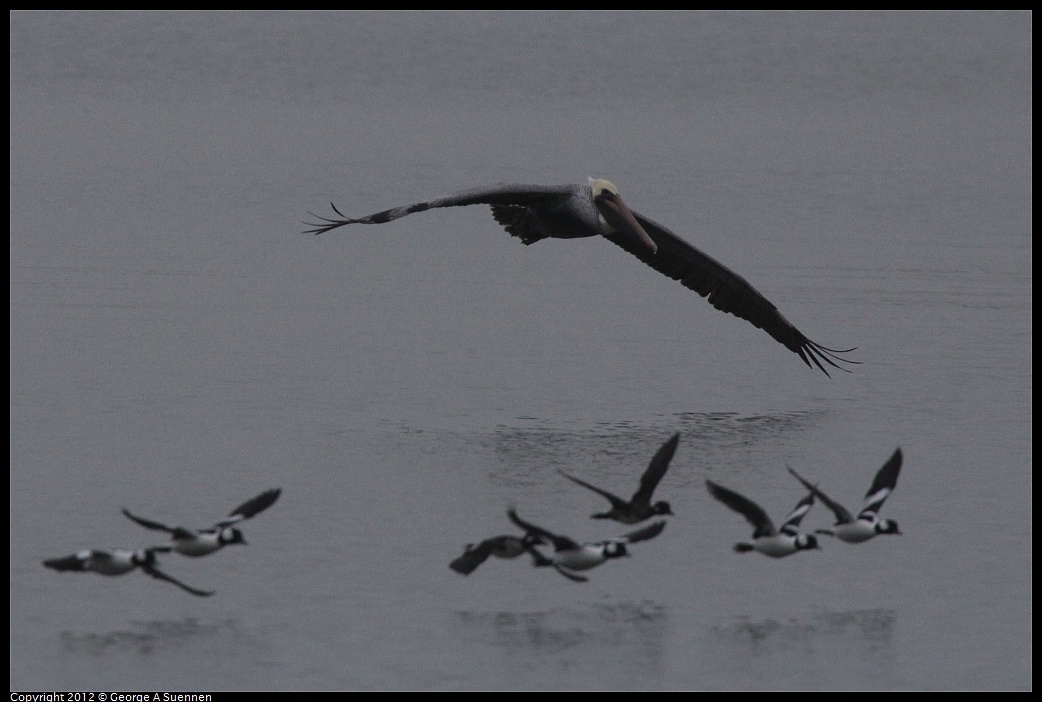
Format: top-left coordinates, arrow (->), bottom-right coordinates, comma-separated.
507,508 -> 580,551
706,480 -> 776,538
619,520 -> 667,544
633,433 -> 680,505
779,492 -> 816,534
551,565 -> 589,583
140,564 -> 215,597
787,466 -> 853,525
43,553 -> 90,572
121,509 -> 195,539
218,488 -> 282,528
557,470 -> 628,510
860,448 -> 902,519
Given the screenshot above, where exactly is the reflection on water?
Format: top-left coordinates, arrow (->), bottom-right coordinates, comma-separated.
713,608 -> 895,651
704,609 -> 898,690
59,618 -> 265,657
676,410 -> 829,443
483,410 -> 827,486
457,601 -> 667,672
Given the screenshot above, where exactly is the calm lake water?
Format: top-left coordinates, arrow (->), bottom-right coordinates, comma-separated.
10,11 -> 1031,690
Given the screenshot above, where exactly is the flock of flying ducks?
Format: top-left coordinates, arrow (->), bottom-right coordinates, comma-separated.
450,435 -> 904,582
44,178 -> 880,595
43,489 -> 281,597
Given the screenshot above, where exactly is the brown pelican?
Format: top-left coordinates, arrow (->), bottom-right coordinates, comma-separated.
305,178 -> 856,375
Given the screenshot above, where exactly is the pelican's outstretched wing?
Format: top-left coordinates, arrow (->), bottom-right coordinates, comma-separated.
304,183 -> 577,235
607,211 -> 858,376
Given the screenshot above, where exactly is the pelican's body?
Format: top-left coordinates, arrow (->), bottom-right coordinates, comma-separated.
306,179 -> 856,375
122,488 -> 281,557
787,448 -> 903,543
43,547 -> 214,597
705,480 -> 821,558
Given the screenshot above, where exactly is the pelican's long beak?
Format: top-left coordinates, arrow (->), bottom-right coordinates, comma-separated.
595,193 -> 658,254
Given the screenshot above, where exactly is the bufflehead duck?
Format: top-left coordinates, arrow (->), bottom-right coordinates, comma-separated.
558,433 -> 679,524
449,534 -> 546,575
507,508 -> 666,581
787,448 -> 902,543
43,547 -> 214,597
705,480 -> 820,558
121,488 -> 281,557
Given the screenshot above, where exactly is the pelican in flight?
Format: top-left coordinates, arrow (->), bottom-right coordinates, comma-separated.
305,178 -> 857,375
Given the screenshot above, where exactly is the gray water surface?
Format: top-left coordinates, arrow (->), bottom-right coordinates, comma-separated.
10,11 -> 1031,690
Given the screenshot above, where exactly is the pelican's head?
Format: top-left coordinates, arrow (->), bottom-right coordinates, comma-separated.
588,177 -> 658,254
588,177 -> 620,198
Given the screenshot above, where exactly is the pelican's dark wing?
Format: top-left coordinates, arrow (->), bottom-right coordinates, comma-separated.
605,211 -> 857,376
633,433 -> 680,505
305,183 -> 578,236
706,480 -> 776,538
139,564 -> 215,597
787,466 -> 853,525
860,448 -> 902,519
